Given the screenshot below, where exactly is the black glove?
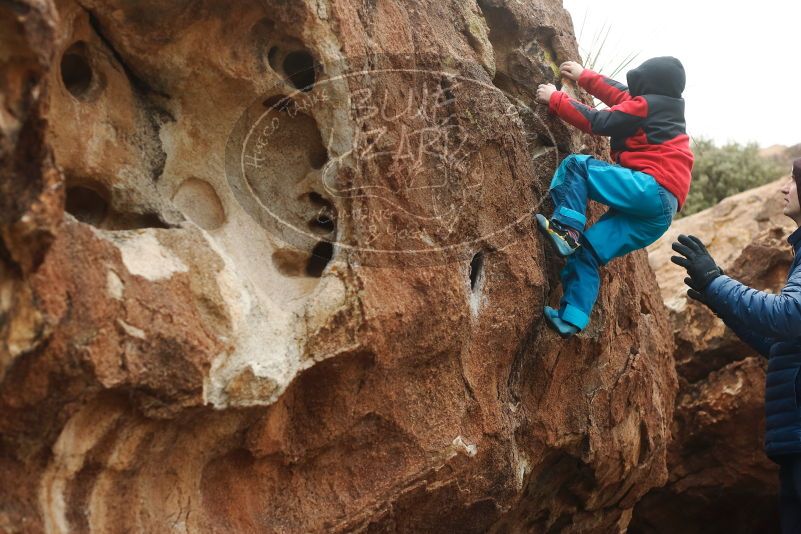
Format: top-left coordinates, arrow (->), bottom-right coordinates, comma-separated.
685,276 -> 707,304
670,234 -> 723,291
684,265 -> 725,302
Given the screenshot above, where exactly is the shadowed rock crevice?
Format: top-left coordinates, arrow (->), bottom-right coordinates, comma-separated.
84,8 -> 169,99
64,177 -> 171,230
84,6 -> 171,183
469,250 -> 484,291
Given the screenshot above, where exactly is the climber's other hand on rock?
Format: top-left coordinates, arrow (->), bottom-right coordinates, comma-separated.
536,84 -> 557,105
560,61 -> 584,81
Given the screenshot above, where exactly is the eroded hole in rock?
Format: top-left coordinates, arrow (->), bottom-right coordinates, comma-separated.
60,42 -> 98,101
308,215 -> 335,235
263,94 -> 293,112
477,1 -> 518,51
272,249 -> 309,277
65,184 -> 109,226
435,76 -> 460,133
65,179 -> 170,230
637,421 -> 651,465
308,192 -> 329,204
119,212 -> 170,229
469,251 -> 484,291
267,46 -> 280,72
640,296 -> 650,315
306,241 -> 333,277
309,145 -> 328,169
308,211 -> 335,235
67,462 -> 103,533
172,178 -> 226,231
272,241 -> 333,279
94,209 -> 171,231
304,192 -> 337,235
245,101 -> 326,198
283,50 -> 317,92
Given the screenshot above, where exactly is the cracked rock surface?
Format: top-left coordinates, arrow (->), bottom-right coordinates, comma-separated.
1,0 -> 675,532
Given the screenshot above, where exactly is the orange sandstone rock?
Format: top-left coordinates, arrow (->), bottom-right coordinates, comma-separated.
0,1 -> 675,531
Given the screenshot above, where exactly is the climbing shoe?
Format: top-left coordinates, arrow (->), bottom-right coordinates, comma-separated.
535,214 -> 580,257
543,306 -> 579,338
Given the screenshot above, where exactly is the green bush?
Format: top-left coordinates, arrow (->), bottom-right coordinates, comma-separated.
679,138 -> 787,217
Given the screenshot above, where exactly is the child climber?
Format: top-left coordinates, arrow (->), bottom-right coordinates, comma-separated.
534,57 -> 693,337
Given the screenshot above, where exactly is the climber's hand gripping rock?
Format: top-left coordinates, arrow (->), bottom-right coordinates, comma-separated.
559,61 -> 584,81
536,83 -> 557,105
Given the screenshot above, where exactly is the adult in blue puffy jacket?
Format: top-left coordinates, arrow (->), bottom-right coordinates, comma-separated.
671,158 -> 801,533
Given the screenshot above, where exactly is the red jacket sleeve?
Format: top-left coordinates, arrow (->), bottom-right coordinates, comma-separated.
548,91 -> 648,137
577,69 -> 631,107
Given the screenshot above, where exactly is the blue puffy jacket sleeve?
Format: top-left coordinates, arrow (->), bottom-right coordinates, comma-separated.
721,315 -> 775,358
704,271 -> 801,339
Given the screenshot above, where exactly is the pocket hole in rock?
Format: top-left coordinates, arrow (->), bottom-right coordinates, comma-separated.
306,192 -> 328,207
309,146 -> 328,169
272,249 -> 310,277
124,212 -> 170,229
65,184 -> 109,226
172,178 -> 226,231
308,212 -> 335,235
306,241 -> 333,277
303,192 -> 337,234
469,251 -> 484,291
267,46 -> 280,72
60,42 -> 98,101
640,296 -> 650,315
283,50 -> 317,92
263,94 -> 293,112
637,421 -> 651,465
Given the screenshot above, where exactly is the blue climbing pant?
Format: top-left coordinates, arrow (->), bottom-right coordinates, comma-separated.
548,154 -> 678,330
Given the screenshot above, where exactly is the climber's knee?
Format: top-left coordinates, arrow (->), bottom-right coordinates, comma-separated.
550,154 -> 592,190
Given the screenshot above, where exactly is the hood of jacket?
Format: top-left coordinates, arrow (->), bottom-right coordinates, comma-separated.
626,56 -> 686,98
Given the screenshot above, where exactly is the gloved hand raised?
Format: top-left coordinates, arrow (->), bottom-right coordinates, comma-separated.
683,270 -> 723,305
670,234 -> 723,293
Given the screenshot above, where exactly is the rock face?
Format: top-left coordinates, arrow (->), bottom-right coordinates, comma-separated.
0,0 -> 676,532
633,179 -> 795,532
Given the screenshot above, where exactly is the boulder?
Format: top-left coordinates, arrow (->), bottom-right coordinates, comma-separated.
0,0 -> 676,531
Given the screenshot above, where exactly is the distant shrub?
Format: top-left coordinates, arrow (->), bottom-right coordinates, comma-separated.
679,138 -> 787,217
784,143 -> 801,160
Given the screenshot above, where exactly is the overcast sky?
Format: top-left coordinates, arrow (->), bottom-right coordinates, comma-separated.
561,0 -> 800,148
